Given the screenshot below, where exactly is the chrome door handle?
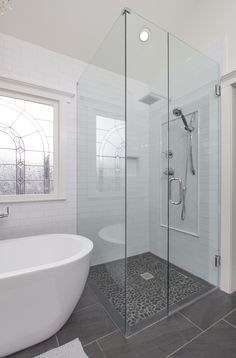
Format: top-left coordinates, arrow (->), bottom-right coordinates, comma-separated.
169,178 -> 183,205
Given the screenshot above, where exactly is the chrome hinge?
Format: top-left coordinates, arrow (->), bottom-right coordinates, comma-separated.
215,254 -> 221,267
215,84 -> 221,97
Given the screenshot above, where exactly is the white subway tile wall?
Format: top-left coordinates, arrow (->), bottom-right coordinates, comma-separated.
149,84 -> 219,285
0,33 -> 85,239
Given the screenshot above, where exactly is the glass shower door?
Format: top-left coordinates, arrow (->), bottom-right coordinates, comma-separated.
125,10 -> 169,335
78,7 -> 220,337
78,14 -> 127,334
167,34 -> 220,313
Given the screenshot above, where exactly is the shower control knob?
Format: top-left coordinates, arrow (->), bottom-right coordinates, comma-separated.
163,168 -> 175,176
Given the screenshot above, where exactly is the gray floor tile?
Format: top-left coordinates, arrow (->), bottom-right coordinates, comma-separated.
84,342 -> 106,358
180,289 -> 236,330
7,336 -> 58,358
57,303 -> 117,346
171,320 -> 236,358
73,283 -> 99,312
98,313 -> 200,358
224,308 -> 236,327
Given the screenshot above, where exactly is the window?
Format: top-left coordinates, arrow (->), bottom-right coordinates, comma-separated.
0,90 -> 58,200
96,115 -> 125,192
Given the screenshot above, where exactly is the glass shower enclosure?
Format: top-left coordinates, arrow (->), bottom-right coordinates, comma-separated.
77,8 -> 220,336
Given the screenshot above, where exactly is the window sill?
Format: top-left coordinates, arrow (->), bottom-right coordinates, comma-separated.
0,195 -> 67,204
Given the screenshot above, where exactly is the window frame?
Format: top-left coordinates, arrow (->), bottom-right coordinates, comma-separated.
0,80 -> 67,203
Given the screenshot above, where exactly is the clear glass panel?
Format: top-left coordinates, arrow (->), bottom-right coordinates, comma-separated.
25,181 -> 44,194
168,34 -> 220,313
0,164 -> 16,180
0,181 -> 16,195
77,14 -> 126,333
126,11 -> 169,335
25,151 -> 45,166
0,149 -> 16,164
77,8 -> 220,337
25,166 -> 44,181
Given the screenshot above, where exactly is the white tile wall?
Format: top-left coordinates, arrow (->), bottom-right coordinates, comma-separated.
0,33 -> 85,240
149,83 -> 220,285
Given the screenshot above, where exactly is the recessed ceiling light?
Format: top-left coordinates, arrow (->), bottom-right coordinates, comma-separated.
139,28 -> 150,42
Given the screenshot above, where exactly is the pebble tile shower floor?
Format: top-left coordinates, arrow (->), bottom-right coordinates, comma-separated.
89,252 -> 214,332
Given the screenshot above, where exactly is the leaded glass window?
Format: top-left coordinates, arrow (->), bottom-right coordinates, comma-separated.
0,93 -> 54,196
96,115 -> 125,192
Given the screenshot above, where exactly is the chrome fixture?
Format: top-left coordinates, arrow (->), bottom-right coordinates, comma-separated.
163,150 -> 173,159
140,272 -> 154,280
172,108 -> 195,175
189,129 -> 195,176
0,207 -> 9,218
163,167 -> 175,176
215,84 -> 221,97
0,0 -> 11,16
139,92 -> 161,105
115,154 -> 121,172
172,109 -> 196,220
215,255 -> 221,267
169,177 -> 183,205
173,108 -> 193,133
181,114 -> 196,220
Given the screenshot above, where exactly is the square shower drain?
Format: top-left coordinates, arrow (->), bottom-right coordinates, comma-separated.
140,272 -> 154,280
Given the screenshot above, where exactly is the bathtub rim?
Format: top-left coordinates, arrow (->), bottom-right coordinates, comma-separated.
0,233 -> 93,280
99,223 -> 125,245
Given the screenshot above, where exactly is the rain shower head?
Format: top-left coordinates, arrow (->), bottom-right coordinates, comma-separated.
139,92 -> 162,105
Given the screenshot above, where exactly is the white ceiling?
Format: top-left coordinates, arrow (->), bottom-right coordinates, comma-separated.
0,0 -> 199,63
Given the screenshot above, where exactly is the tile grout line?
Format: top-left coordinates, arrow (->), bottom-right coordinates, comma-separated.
168,287 -> 218,319
178,311 -> 204,332
98,300 -> 123,333
166,306 -> 236,357
73,302 -> 101,314
166,327 -> 209,357
83,329 -> 119,348
166,324 -> 216,357
96,339 -> 108,358
55,335 -> 60,347
74,302 -> 99,314
222,318 -> 236,329
55,321 -> 118,349
209,305 -> 236,322
74,299 -> 123,336
124,312 -> 168,339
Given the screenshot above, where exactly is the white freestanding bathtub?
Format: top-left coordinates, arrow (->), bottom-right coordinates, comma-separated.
0,233 -> 93,357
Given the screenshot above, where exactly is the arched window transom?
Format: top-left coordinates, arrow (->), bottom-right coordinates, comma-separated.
0,93 -> 54,196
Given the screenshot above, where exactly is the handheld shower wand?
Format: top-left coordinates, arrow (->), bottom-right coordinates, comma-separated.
172,108 -> 195,175
172,108 -> 192,132
172,108 -> 196,220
